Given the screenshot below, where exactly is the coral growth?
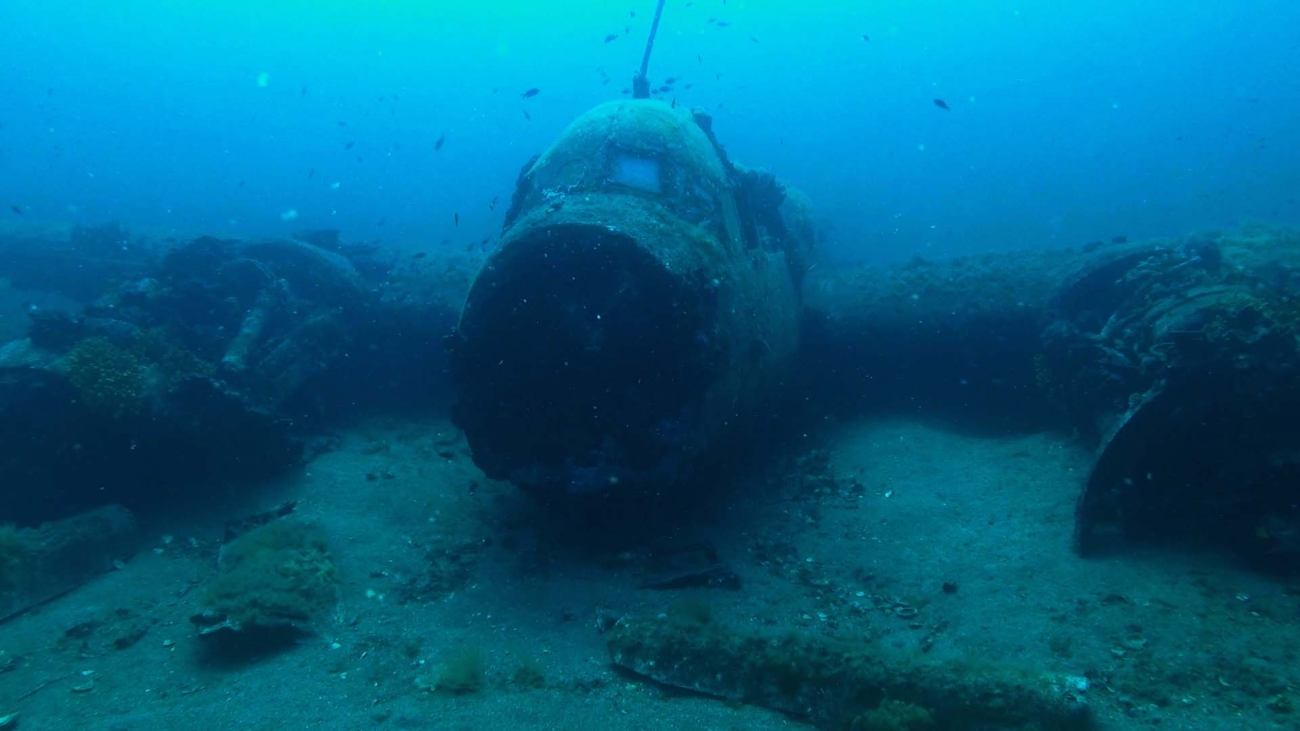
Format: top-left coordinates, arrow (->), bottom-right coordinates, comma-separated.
65,337 -> 146,417
64,329 -> 216,418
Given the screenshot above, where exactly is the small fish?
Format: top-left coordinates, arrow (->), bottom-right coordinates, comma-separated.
683,83 -> 693,90
933,98 -> 950,110
378,95 -> 385,102
523,109 -> 531,121
602,78 -> 610,85
664,77 -> 677,85
624,26 -> 630,34
685,1 -> 693,7
671,97 -> 677,108
630,10 -> 636,17
716,21 -> 730,27
1112,235 -> 1128,244
454,213 -> 460,227
620,88 -> 631,95
750,36 -> 760,43
604,34 -> 618,43
435,134 -> 446,151
862,34 -> 870,41
376,218 -> 386,227
489,196 -> 499,211
338,121 -> 347,127
300,85 -> 307,97
521,87 -> 540,99
345,140 -> 355,150
308,168 -> 315,178
412,252 -> 428,258
10,205 -> 22,215
697,54 -> 703,64
492,87 -> 499,94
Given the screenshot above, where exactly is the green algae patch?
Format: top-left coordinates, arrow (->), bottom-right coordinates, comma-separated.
607,615 -> 1090,730
424,644 -> 486,695
202,520 -> 340,630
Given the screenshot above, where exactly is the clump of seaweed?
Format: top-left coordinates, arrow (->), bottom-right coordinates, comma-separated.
417,645 -> 485,694
65,337 -> 146,417
202,520 -> 340,629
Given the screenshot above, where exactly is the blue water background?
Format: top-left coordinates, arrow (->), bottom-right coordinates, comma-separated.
0,0 -> 1296,263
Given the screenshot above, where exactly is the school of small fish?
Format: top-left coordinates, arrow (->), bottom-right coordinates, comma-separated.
13,9 -> 944,253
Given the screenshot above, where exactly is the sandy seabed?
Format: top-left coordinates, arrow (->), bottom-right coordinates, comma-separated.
1,413 -> 1296,731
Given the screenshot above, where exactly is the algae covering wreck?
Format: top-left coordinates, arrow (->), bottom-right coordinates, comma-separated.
608,614 -> 1090,730
1045,225 -> 1300,566
448,99 -> 815,502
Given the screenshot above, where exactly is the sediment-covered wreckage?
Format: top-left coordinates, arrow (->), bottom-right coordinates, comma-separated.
802,224 -> 1300,571
0,227 -> 470,526
1,107 -> 1297,579
607,614 -> 1091,730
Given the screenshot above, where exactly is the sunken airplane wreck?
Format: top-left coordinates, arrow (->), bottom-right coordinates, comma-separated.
447,99 -> 816,503
450,97 -> 1300,574
446,98 -> 1300,571
0,102 -> 1297,577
